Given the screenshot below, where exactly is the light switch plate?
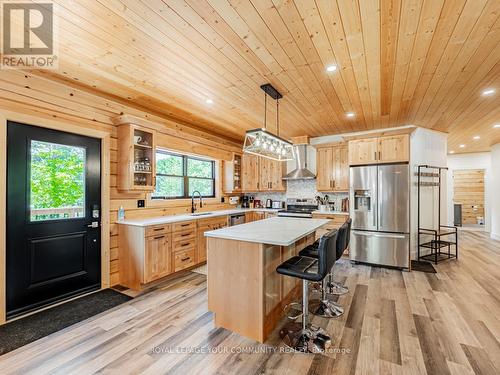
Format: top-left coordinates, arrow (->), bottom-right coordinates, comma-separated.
137,199 -> 145,208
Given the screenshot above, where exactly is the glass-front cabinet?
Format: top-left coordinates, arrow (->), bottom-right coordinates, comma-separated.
117,123 -> 156,191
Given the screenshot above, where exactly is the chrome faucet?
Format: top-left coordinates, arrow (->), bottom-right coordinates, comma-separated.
191,191 -> 203,213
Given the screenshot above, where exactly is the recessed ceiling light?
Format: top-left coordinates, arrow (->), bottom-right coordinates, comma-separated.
205,98 -> 214,104
326,64 -> 338,72
346,112 -> 355,118
473,135 -> 480,140
481,88 -> 496,96
494,124 -> 500,128
449,151 -> 455,154
459,144 -> 465,148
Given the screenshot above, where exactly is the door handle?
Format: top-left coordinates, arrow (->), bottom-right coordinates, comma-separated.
87,222 -> 99,228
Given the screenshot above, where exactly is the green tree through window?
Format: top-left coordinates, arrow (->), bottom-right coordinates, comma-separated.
153,150 -> 215,199
30,140 -> 86,221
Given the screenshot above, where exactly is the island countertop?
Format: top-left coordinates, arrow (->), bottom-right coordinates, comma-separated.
204,217 -> 329,246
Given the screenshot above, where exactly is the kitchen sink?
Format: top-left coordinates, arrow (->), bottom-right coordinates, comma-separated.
190,212 -> 212,216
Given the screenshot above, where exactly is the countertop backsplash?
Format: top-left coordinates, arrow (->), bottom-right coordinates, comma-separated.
245,179 -> 348,211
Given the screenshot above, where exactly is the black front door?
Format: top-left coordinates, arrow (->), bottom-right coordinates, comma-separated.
7,121 -> 101,318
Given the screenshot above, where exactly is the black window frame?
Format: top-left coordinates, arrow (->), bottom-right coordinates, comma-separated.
152,150 -> 216,200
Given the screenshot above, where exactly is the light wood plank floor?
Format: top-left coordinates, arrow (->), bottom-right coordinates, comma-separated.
1,231 -> 500,375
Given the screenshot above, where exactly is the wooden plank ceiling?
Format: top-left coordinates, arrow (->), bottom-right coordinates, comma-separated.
9,0 -> 500,152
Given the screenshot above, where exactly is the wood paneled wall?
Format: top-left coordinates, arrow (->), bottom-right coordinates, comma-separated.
453,169 -> 485,225
0,70 -> 241,286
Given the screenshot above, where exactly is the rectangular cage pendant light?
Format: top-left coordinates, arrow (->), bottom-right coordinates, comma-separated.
243,84 -> 295,162
243,128 -> 295,161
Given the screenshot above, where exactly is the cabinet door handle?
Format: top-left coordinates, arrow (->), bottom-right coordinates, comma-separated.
379,151 -> 381,160
333,180 -> 336,188
181,223 -> 190,227
181,233 -> 190,237
181,257 -> 191,262
154,236 -> 165,240
153,227 -> 164,231
374,151 -> 377,160
181,242 -> 191,247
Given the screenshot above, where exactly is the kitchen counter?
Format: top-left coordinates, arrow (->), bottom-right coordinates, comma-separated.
311,210 -> 349,215
205,217 -> 329,246
117,208 -> 280,227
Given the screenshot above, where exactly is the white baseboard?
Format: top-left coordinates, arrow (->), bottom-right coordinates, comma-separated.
491,232 -> 500,241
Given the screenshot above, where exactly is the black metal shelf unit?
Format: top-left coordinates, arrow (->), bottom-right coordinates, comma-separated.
417,165 -> 458,264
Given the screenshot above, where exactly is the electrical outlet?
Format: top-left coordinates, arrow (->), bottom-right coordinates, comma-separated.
137,199 -> 145,208
221,197 -> 225,203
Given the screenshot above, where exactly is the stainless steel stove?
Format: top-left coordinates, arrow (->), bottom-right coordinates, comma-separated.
278,198 -> 317,218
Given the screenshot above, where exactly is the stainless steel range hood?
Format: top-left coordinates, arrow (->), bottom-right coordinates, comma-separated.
283,144 -> 315,180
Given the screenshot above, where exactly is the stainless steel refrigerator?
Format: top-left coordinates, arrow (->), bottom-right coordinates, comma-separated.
349,164 -> 410,268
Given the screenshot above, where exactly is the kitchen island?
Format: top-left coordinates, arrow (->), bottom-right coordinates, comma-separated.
205,217 -> 329,342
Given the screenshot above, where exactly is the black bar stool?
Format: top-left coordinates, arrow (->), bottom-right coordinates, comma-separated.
298,219 -> 352,318
327,219 -> 351,295
276,229 -> 338,353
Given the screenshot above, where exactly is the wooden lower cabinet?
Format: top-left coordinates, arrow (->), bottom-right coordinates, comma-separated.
197,216 -> 228,263
311,213 -> 349,240
119,219 -> 208,290
144,234 -> 171,283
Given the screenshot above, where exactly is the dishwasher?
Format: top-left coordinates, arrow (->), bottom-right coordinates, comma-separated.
229,213 -> 246,226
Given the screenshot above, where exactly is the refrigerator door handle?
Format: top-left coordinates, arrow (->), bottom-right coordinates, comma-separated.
373,233 -> 406,239
353,231 -> 373,236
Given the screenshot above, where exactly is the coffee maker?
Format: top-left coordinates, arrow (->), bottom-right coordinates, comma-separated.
242,196 -> 249,208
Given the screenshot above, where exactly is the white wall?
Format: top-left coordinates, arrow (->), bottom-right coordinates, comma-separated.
409,128 -> 448,259
491,144 -> 500,240
446,152 -> 491,232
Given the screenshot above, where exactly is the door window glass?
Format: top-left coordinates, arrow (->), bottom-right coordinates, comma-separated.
30,140 -> 86,221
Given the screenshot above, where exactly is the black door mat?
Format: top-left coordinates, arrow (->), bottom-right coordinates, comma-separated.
0,289 -> 132,355
411,260 -> 437,273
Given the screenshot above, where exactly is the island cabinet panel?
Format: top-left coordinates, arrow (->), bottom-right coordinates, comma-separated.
207,238 -> 264,342
264,245 -> 282,316
207,234 -> 317,343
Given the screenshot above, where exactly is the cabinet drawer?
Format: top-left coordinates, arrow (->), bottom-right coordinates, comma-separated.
173,237 -> 196,252
173,228 -> 197,243
145,224 -> 171,237
174,249 -> 196,271
172,221 -> 196,232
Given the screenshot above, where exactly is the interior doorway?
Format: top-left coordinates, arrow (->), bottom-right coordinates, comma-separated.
452,169 -> 485,230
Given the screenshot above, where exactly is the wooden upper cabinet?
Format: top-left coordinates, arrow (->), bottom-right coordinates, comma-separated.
316,144 -> 349,192
348,134 -> 409,165
378,135 -> 409,163
271,160 -> 286,192
259,157 -> 272,191
241,154 -> 286,192
316,147 -> 334,191
241,153 -> 260,192
334,145 -> 349,191
348,138 -> 378,166
117,123 -> 156,191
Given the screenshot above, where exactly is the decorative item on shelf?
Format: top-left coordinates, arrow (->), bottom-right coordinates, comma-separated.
243,84 -> 295,162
